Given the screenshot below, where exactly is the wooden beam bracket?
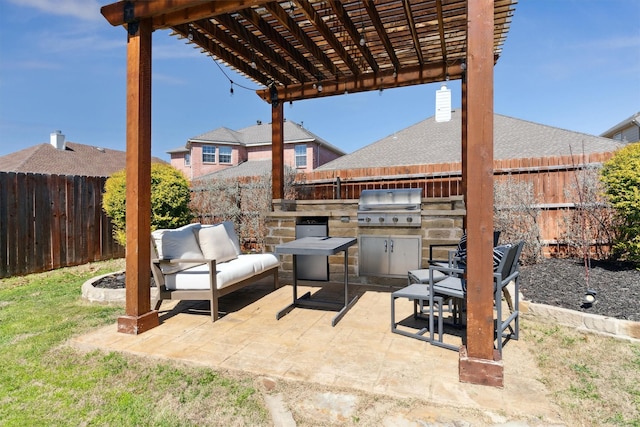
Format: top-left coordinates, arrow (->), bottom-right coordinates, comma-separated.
124,1 -> 139,35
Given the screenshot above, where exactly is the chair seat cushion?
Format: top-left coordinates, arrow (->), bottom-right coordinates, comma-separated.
164,253 -> 279,291
408,269 -> 446,284
432,276 -> 465,298
392,283 -> 431,299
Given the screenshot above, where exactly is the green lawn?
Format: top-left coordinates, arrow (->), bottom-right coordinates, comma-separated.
0,260 -> 268,426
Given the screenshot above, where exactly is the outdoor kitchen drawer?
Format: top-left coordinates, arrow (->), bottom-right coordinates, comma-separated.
358,235 -> 421,278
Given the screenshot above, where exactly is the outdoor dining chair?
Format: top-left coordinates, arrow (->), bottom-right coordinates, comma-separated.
426,241 -> 525,352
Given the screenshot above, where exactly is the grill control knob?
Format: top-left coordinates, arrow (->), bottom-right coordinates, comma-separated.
378,217 -> 385,223
365,217 -> 371,223
392,217 -> 399,223
407,217 -> 413,223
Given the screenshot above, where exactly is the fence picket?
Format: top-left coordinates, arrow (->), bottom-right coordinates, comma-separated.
0,172 -> 124,278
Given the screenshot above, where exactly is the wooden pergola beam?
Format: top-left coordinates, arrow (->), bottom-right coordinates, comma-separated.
257,62 -> 464,103
117,18 -> 159,335
101,0 -> 270,29
460,0 -> 502,386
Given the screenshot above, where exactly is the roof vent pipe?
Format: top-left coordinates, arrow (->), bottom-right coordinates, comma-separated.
50,130 -> 66,150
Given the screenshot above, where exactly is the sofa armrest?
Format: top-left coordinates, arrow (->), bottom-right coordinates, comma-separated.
154,258 -> 210,264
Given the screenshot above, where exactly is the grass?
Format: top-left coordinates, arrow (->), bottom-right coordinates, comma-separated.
0,260 -> 639,426
522,321 -> 640,426
0,260 -> 268,426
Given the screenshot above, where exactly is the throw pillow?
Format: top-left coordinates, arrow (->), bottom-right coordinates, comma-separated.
455,231 -> 467,260
151,223 -> 204,274
221,221 -> 242,255
199,224 -> 239,263
492,244 -> 512,272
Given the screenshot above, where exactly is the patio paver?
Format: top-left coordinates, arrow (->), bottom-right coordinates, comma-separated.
70,278 -> 564,424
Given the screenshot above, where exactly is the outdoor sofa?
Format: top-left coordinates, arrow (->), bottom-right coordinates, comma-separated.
150,222 -> 279,321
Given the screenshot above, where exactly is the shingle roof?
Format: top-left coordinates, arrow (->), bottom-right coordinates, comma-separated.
0,142 -> 166,177
183,120 -> 344,153
317,110 -> 624,171
600,111 -> 640,138
189,127 -> 243,144
194,159 -> 273,181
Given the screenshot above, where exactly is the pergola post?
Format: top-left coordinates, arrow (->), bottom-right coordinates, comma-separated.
117,18 -> 159,334
459,0 -> 503,386
271,98 -> 285,201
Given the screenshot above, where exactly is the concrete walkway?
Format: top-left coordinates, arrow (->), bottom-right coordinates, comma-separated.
72,279 -> 566,426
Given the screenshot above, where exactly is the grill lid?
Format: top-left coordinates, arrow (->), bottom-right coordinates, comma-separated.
358,189 -> 422,211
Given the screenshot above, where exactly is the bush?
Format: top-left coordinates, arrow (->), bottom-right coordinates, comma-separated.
190,166 -> 299,251
103,163 -> 193,246
494,176 -> 544,264
600,142 -> 640,263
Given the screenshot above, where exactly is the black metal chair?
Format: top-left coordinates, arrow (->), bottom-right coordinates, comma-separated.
425,241 -> 524,352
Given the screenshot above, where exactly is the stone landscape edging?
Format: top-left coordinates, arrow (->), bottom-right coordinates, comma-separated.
81,270 -> 127,304
81,271 -> 160,305
520,300 -> 640,342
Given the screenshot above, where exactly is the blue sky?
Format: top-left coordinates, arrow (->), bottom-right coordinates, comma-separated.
0,0 -> 638,161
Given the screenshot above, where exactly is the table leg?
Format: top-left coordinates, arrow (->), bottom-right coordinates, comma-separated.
331,248 -> 359,326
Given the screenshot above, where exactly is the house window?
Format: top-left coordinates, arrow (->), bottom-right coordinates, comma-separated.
184,153 -> 191,166
202,146 -> 216,163
295,144 -> 307,168
219,146 -> 232,164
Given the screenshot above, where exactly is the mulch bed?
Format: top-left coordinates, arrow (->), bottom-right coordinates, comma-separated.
93,258 -> 639,321
519,258 -> 639,322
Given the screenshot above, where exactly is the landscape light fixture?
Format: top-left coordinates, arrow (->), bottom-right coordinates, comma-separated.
582,290 -> 597,308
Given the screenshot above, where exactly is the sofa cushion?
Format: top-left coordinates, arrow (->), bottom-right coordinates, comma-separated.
152,223 -> 204,274
198,224 -> 238,263
164,253 -> 279,291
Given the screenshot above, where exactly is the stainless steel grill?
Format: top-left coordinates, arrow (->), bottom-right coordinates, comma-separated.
357,189 -> 422,227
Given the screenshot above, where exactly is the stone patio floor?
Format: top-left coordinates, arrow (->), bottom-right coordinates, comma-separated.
71,278 -> 565,425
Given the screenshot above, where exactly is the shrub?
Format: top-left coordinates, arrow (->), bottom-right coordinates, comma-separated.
190,166 -> 299,251
600,142 -> 640,263
103,163 -> 193,246
560,162 -> 616,262
494,176 -> 544,264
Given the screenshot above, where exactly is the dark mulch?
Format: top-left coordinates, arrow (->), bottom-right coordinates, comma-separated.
93,272 -> 156,289
519,258 -> 640,322
93,259 -> 639,321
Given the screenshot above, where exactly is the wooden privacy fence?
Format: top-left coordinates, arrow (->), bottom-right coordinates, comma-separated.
294,152 -> 616,244
0,172 -> 124,278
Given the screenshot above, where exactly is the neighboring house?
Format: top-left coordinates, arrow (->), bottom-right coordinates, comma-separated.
0,131 -> 165,177
316,110 -> 622,171
600,112 -> 640,144
168,120 -> 344,180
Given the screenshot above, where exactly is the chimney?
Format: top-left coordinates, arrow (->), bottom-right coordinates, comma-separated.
50,130 -> 66,150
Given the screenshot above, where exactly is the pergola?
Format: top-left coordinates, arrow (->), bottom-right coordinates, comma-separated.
101,0 -> 516,386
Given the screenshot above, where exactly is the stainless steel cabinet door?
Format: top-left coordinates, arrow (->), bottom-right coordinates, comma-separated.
387,236 -> 421,276
359,235 -> 390,277
359,235 -> 420,277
